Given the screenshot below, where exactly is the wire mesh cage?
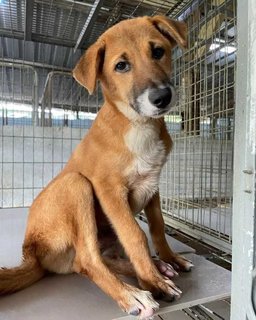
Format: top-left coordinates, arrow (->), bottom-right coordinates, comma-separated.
159,0 -> 236,252
0,0 -> 236,253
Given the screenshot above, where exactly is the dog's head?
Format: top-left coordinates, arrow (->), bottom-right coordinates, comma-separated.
73,16 -> 187,119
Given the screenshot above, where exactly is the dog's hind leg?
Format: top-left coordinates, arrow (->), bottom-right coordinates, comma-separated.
103,257 -> 136,277
72,176 -> 159,319
103,256 -> 178,280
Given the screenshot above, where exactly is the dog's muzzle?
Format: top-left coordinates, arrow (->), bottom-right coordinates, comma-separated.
134,84 -> 176,118
148,86 -> 172,109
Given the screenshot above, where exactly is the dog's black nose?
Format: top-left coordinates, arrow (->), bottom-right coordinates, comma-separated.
148,87 -> 172,109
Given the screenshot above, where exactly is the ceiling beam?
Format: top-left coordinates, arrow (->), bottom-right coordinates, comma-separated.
74,0 -> 104,52
24,0 -> 34,41
35,0 -> 93,12
32,34 -> 76,47
0,58 -> 72,71
0,28 -> 24,40
0,29 -> 77,48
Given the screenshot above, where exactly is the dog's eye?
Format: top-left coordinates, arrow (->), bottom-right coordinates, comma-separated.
152,47 -> 165,60
115,61 -> 130,73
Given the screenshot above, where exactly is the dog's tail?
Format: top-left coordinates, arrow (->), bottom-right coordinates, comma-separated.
0,249 -> 45,295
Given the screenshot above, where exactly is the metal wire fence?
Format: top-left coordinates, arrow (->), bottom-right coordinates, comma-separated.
159,0 -> 236,252
0,0 -> 236,252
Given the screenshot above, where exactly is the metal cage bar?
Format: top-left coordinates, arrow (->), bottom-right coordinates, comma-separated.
0,0 -> 237,253
160,0 -> 236,252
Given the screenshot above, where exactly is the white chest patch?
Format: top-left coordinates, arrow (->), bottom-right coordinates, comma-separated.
125,122 -> 167,213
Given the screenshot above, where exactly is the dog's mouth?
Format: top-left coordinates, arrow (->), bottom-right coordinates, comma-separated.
131,84 -> 176,118
153,107 -> 171,117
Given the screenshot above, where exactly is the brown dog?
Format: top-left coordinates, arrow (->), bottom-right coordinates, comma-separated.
0,15 -> 193,319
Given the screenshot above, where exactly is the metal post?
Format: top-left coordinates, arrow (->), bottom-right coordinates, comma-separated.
24,0 -> 34,41
231,0 -> 256,319
40,71 -> 72,126
74,0 -> 104,51
33,68 -> 39,126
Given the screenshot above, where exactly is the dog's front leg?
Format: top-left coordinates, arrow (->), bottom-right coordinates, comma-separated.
144,192 -> 194,272
94,182 -> 181,300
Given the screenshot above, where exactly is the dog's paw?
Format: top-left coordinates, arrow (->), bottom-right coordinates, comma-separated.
153,258 -> 179,278
155,277 -> 182,301
171,255 -> 194,272
139,274 -> 182,303
120,285 -> 159,319
159,254 -> 194,272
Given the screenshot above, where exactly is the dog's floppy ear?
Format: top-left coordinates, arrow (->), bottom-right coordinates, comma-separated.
151,15 -> 187,49
73,40 -> 105,95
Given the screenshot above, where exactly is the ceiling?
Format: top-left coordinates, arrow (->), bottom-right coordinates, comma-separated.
0,0 -> 191,67
0,0 -> 236,116
0,0 -> 191,112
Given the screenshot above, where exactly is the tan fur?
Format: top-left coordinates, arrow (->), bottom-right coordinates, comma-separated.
0,15 -> 191,317
0,256 -> 44,294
